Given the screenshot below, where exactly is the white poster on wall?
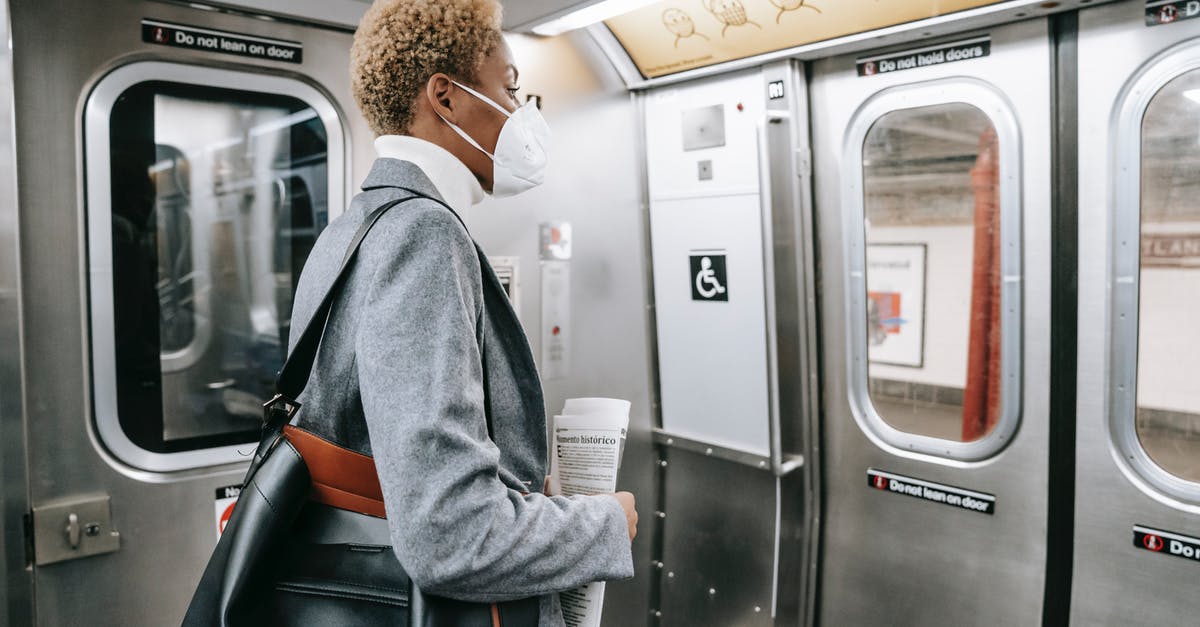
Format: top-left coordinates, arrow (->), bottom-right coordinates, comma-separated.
866,243 -> 927,367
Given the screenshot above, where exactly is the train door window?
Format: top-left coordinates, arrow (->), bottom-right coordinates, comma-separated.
1132,69 -> 1200,483
85,62 -> 345,471
844,81 -> 1021,460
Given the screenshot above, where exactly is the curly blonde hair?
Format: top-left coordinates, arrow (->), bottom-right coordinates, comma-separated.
351,0 -> 504,135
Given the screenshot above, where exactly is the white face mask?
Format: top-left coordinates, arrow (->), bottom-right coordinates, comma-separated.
437,80 -> 551,198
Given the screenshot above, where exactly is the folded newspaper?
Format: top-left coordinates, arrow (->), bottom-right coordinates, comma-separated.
548,398 -> 630,627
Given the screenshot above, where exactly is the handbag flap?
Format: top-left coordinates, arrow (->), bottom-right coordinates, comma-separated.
283,424 -> 386,518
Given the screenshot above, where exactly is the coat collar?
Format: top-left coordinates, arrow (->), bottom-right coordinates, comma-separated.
360,158 -> 449,205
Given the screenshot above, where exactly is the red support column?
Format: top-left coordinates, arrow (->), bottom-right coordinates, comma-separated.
962,128 -> 1002,441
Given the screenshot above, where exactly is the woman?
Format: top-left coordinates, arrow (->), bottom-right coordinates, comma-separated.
286,0 -> 638,624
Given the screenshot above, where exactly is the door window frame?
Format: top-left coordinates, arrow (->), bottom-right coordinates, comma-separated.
84,61 -> 346,472
841,78 -> 1023,462
1110,41 -> 1200,505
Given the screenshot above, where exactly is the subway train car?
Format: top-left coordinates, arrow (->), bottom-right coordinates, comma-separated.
1,0 -> 1199,624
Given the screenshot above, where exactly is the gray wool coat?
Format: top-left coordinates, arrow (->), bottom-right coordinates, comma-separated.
288,158 -> 634,625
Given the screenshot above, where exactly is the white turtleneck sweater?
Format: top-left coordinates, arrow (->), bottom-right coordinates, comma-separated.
373,134 -> 485,213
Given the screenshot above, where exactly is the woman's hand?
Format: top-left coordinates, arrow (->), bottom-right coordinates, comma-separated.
611,492 -> 638,541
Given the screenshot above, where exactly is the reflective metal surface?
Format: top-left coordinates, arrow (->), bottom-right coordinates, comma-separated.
0,0 -> 32,621
502,0 -> 607,31
1072,2 -> 1200,624
7,0 -> 373,623
657,448 -> 776,627
1107,39 -> 1200,504
30,495 -> 120,566
759,59 -> 819,627
841,79 -> 1024,461
652,427 -> 801,473
812,18 -> 1053,625
195,0 -> 368,29
637,62 -> 816,626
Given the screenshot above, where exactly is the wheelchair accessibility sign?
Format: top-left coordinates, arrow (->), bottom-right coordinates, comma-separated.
690,252 -> 729,302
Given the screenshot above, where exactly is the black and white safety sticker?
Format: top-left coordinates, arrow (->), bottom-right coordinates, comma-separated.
867,468 -> 996,515
1133,525 -> 1200,562
690,251 -> 729,302
1146,1 -> 1200,26
856,36 -> 990,77
142,19 -> 303,64
214,484 -> 241,539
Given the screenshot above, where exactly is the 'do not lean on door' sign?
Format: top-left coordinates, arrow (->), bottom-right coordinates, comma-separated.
142,19 -> 303,64
1133,525 -> 1200,563
867,468 -> 996,515
1147,0 -> 1200,26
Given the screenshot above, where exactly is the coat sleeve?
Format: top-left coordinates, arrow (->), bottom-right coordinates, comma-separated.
353,204 -> 634,602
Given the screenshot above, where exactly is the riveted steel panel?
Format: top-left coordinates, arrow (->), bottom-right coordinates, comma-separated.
657,449 -> 776,627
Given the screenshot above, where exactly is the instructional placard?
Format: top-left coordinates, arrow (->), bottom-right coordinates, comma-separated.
142,19 -> 303,64
867,468 -> 995,515
213,484 -> 241,539
1146,1 -> 1200,26
1133,525 -> 1200,562
857,36 -> 990,77
690,251 -> 729,302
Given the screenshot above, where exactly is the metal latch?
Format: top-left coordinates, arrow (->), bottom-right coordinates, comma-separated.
30,495 -> 120,566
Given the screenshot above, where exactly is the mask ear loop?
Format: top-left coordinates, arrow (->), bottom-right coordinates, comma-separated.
437,110 -> 496,160
451,80 -> 515,118
434,80 -> 514,161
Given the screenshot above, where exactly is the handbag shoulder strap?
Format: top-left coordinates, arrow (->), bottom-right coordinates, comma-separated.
274,193 -> 416,401
276,187 -> 469,401
250,188 -> 481,483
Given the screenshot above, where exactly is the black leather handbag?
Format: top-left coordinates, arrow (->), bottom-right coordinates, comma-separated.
183,192 -> 539,627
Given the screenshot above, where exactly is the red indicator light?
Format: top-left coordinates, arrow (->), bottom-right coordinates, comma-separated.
736,102 -> 744,112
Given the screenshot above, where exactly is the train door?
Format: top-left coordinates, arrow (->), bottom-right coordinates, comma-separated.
1072,2 -> 1200,624
640,63 -> 818,625
810,19 -> 1053,625
6,2 -> 368,623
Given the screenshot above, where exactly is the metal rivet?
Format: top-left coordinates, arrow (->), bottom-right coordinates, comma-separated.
667,438 -> 674,445
656,511 -> 666,519
653,610 -> 662,618
659,460 -> 668,468
705,448 -> 713,455
754,606 -> 762,613
667,571 -> 675,578
708,588 -> 716,596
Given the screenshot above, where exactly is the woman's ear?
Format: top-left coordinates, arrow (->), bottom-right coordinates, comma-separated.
426,73 -> 456,123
